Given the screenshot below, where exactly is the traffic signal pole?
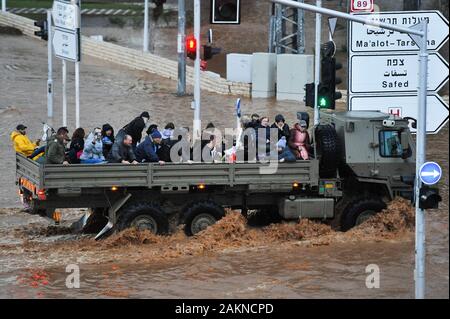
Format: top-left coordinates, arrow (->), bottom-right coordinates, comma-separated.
193,0 -> 201,140
47,10 -> 53,120
271,0 -> 428,299
143,0 -> 149,52
313,0 -> 321,125
177,0 -> 186,96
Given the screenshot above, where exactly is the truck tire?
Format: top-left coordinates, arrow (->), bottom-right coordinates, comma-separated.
315,125 -> 339,178
340,198 -> 386,231
183,201 -> 225,236
116,202 -> 169,235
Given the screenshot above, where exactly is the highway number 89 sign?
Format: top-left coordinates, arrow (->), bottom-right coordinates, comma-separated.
351,0 -> 374,12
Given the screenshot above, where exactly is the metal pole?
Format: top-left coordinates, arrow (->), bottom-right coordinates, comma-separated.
193,0 -> 201,140
2,0 -> 5,12
75,61 -> 80,128
62,60 -> 67,127
314,0 -> 321,125
143,0 -> 149,52
47,10 -> 53,119
177,0 -> 186,95
270,0 -> 423,36
415,19 -> 428,300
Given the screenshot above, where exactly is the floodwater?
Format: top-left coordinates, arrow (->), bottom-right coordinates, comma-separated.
0,22 -> 448,298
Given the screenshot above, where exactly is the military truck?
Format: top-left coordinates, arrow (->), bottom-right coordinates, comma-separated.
16,110 -> 416,239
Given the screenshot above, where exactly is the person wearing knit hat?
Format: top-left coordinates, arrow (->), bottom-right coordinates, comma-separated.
135,129 -> 165,164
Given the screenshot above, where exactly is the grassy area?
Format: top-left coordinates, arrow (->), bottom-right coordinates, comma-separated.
7,1 -> 142,10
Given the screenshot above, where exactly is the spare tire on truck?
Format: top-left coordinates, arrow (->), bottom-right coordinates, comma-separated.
315,124 -> 339,178
116,202 -> 169,235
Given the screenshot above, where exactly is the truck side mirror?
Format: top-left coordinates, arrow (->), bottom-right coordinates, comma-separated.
400,130 -> 412,159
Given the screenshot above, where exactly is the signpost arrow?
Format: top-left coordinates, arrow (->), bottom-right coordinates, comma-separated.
351,11 -> 449,52
350,53 -> 449,93
349,94 -> 449,134
419,162 -> 442,185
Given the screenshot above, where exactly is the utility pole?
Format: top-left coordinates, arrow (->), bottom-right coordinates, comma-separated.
1,0 -> 5,12
143,0 -> 149,52
47,10 -> 53,120
193,0 -> 201,140
62,60 -> 67,127
74,0 -> 81,128
314,0 -> 321,125
414,19 -> 428,300
177,0 -> 186,96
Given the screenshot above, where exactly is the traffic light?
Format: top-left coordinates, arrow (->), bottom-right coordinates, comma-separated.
319,41 -> 342,109
203,44 -> 221,60
34,20 -> 48,41
186,35 -> 197,60
304,82 -> 315,108
211,0 -> 240,24
419,186 -> 442,209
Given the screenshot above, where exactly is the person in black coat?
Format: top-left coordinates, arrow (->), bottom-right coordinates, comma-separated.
116,111 -> 150,151
271,114 -> 290,141
135,131 -> 164,164
68,128 -> 85,164
101,123 -> 115,159
107,134 -> 138,164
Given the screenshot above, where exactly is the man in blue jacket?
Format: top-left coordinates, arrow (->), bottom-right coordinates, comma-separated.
135,130 -> 165,164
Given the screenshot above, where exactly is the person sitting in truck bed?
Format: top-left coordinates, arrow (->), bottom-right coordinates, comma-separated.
11,124 -> 45,161
271,114 -> 290,141
115,112 -> 150,152
45,127 -> 70,165
135,131 -> 165,165
67,128 -> 85,164
288,120 -> 310,160
101,124 -> 115,159
80,128 -> 106,164
107,134 -> 138,164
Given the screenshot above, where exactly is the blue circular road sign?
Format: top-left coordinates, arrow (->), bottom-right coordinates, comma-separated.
419,162 -> 442,185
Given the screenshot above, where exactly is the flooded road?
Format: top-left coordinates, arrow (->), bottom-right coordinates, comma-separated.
0,31 -> 448,299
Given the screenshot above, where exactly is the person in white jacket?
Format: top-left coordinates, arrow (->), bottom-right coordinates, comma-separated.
80,128 -> 106,164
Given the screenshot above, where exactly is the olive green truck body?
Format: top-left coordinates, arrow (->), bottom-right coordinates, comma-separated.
16,111 -> 417,235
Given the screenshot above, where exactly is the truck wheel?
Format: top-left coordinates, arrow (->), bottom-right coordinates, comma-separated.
340,198 -> 386,231
117,202 -> 169,235
183,201 -> 225,236
315,125 -> 339,178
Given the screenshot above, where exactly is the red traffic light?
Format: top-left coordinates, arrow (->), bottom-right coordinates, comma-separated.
186,35 -> 197,60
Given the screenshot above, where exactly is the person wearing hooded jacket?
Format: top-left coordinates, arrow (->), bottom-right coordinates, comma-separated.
101,123 -> 115,158
80,128 -> 106,164
115,112 -> 150,151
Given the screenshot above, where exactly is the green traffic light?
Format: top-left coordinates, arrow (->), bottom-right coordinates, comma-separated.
318,97 -> 329,108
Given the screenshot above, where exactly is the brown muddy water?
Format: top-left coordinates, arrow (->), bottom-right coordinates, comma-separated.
0,31 -> 448,298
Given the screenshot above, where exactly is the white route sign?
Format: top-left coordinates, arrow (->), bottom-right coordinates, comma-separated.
52,0 -> 79,31
53,28 -> 79,62
349,95 -> 449,134
350,53 -> 449,94
350,11 -> 449,52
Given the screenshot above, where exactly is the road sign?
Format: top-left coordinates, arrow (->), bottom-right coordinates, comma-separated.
419,162 -> 442,185
350,11 -> 449,52
350,0 -> 374,13
350,53 -> 449,94
53,28 -> 79,62
52,0 -> 79,31
349,94 -> 449,134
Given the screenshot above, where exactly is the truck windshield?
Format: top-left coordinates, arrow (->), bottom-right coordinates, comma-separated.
379,130 -> 403,157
